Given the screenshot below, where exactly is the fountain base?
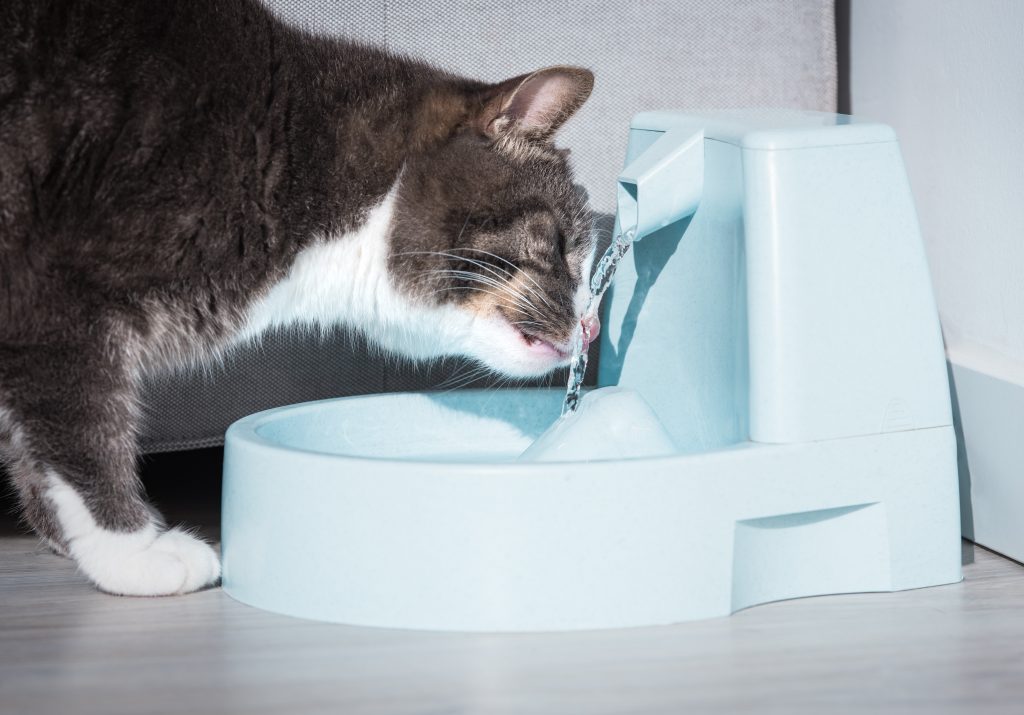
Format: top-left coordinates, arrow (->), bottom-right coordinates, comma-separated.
222,389 -> 960,632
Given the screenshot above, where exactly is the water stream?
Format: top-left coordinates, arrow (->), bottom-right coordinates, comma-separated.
561,226 -> 637,415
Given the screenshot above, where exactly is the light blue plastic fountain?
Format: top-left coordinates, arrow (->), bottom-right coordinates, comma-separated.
221,110 -> 962,632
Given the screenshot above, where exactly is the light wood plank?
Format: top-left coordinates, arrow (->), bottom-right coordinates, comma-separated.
2,538 -> 1024,714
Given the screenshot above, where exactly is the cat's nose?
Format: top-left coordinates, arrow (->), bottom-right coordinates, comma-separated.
582,315 -> 601,345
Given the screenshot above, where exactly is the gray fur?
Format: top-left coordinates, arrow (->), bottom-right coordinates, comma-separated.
0,0 -> 594,569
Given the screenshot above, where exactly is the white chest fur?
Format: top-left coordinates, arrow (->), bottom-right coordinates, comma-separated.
239,183 -> 476,360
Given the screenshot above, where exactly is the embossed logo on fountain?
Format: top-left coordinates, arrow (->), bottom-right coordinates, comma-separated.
881,398 -> 914,432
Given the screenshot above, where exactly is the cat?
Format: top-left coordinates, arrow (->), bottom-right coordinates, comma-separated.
0,0 -> 599,596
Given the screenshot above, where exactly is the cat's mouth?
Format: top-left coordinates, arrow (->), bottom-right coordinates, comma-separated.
515,326 -> 572,361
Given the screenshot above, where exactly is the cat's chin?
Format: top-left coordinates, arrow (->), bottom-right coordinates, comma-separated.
462,315 -> 575,379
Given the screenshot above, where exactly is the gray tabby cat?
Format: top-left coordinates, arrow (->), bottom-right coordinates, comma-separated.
0,0 -> 599,595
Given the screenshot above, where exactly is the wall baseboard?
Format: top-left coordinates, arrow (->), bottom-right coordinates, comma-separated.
949,356 -> 1024,563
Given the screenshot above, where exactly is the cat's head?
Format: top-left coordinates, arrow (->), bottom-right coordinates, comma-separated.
391,66 -> 597,378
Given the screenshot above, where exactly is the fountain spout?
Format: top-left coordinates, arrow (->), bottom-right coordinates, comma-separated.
617,127 -> 705,239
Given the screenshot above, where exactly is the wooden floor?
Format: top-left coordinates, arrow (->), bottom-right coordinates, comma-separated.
2,536 -> 1023,715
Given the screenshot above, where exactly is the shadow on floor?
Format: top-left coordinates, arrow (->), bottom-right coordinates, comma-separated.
0,448 -> 224,541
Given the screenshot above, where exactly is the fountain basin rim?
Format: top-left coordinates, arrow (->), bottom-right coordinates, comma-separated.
226,389 -> 753,467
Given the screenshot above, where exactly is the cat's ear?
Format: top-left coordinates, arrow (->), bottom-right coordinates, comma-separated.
475,66 -> 594,141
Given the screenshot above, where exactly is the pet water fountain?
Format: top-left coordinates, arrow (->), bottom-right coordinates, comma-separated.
221,110 -> 962,632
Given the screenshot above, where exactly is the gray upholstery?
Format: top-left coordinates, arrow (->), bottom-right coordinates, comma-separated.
138,0 -> 837,452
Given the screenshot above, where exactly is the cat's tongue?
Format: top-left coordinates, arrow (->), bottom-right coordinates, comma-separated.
582,316 -> 600,346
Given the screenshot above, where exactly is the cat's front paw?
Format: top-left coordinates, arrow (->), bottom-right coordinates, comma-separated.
77,526 -> 221,596
149,528 -> 222,594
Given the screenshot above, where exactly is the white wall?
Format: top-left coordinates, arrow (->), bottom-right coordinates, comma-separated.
849,0 -> 1024,375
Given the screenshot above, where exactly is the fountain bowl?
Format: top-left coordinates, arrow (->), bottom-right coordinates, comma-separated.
221,387 -> 960,632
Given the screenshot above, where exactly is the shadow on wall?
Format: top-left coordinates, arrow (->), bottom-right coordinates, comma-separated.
947,363 -> 975,564
601,217 -> 690,386
835,0 -> 851,114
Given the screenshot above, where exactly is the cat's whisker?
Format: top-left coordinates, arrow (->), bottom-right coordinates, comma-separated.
399,248 -> 557,314
425,264 -> 536,307
456,207 -> 476,245
447,247 -> 556,310
434,363 -> 498,393
421,286 -> 533,318
481,372 -> 531,410
395,250 -> 515,281
426,269 -> 540,315
425,257 -> 552,311
438,253 -> 515,279
456,256 -> 556,312
569,204 -> 593,229
428,254 -> 524,295
434,363 -> 491,391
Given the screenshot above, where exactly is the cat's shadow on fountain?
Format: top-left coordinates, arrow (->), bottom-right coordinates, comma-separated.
595,212 -> 690,386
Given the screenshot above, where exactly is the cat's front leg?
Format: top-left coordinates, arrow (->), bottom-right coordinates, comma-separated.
0,343 -> 220,595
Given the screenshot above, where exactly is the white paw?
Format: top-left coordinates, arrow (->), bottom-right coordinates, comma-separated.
78,526 -> 221,597
150,528 -> 222,593
46,474 -> 221,596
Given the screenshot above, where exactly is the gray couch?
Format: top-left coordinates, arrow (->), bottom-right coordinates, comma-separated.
139,0 -> 838,452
